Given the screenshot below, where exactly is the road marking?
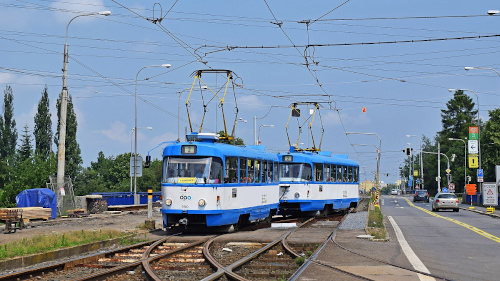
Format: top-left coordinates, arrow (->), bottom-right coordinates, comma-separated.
388,216 -> 434,281
404,198 -> 500,244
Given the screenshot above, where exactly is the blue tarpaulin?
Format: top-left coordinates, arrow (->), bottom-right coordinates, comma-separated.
16,188 -> 57,219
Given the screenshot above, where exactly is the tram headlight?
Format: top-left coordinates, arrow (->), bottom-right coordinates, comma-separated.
165,198 -> 172,206
294,192 -> 300,198
198,199 -> 206,207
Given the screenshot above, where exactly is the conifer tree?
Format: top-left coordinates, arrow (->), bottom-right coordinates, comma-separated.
34,86 -> 52,159
55,93 -> 82,181
18,123 -> 32,161
1,85 -> 17,159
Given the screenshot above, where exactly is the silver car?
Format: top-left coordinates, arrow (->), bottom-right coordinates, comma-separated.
432,193 -> 459,212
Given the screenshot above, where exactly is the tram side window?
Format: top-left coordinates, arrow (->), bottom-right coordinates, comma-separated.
262,161 -> 268,183
225,157 -> 238,183
255,160 -> 261,183
331,165 -> 336,182
335,165 -> 341,182
314,163 -> 323,182
353,167 -> 358,182
268,162 -> 273,183
248,159 -> 255,183
348,166 -> 353,182
210,157 -> 223,184
240,158 -> 247,183
273,162 -> 279,182
325,165 -> 331,182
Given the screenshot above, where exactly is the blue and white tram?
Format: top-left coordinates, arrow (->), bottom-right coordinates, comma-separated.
161,133 -> 280,230
278,148 -> 359,215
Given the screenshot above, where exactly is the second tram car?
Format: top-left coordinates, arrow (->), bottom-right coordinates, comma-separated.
278,148 -> 359,215
161,133 -> 280,230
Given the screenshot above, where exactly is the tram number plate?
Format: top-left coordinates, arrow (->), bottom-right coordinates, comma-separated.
262,194 -> 267,204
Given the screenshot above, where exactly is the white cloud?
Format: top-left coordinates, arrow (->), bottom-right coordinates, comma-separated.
238,95 -> 264,110
98,121 -> 128,144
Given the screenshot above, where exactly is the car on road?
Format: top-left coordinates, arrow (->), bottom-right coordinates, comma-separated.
391,189 -> 399,195
432,193 -> 459,212
413,190 -> 429,203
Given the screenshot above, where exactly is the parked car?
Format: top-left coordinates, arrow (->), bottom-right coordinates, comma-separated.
432,193 -> 459,212
391,189 -> 399,195
413,190 -> 429,203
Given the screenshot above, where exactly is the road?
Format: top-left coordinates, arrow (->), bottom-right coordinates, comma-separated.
381,194 -> 500,281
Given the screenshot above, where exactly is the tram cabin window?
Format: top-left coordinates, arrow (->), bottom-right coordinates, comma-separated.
210,158 -> 223,184
273,162 -> 279,182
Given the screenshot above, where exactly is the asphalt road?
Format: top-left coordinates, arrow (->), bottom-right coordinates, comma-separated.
381,194 -> 500,281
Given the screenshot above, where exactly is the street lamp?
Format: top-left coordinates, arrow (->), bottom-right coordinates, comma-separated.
487,10 -> 500,15
449,137 -> 467,192
131,127 -> 152,192
464,67 -> 500,78
57,11 -> 111,193
406,134 -> 424,189
258,124 -> 274,145
346,132 -> 382,205
134,64 -> 171,204
448,88 -> 481,192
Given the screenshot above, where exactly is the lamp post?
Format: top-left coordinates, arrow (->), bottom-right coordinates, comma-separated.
134,64 -> 171,204
346,132 -> 381,205
131,127 -> 152,192
449,137 -> 467,193
464,67 -> 500,78
258,124 -> 274,145
448,88 -> 481,192
406,134 -> 424,189
57,11 -> 111,193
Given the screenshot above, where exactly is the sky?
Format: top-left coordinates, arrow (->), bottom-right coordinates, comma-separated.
1,0 -> 499,185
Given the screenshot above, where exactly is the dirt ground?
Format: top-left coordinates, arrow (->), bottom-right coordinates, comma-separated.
0,208 -> 165,245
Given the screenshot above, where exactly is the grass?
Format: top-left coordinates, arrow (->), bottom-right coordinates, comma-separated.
366,193 -> 387,239
0,229 -> 147,260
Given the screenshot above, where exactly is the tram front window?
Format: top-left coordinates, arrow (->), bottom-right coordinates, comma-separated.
163,157 -> 222,184
280,163 -> 311,182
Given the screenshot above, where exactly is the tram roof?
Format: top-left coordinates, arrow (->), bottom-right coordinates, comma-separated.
278,151 -> 359,167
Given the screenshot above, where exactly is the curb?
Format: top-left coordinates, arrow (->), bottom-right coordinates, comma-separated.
0,234 -> 136,272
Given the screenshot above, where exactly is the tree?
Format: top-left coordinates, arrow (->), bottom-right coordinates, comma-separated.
18,123 -> 32,161
440,90 -> 477,141
481,108 -> 500,182
1,85 -> 17,159
34,86 -> 52,159
217,130 -> 245,145
55,93 -> 82,182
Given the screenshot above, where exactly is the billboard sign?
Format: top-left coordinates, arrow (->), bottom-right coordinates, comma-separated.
482,182 -> 498,206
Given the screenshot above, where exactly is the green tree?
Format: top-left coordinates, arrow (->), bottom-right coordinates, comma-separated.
55,93 -> 82,182
217,130 -> 245,145
1,85 -> 17,159
34,86 -> 52,160
482,108 -> 500,182
18,123 -> 32,161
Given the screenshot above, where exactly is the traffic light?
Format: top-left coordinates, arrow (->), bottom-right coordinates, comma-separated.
403,147 -> 412,156
144,155 -> 151,168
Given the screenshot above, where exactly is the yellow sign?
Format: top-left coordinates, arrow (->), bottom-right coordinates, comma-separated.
413,170 -> 419,177
469,154 -> 478,168
178,177 -> 196,184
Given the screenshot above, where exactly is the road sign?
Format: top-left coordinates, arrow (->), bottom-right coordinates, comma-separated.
446,168 -> 451,174
129,156 -> 143,177
442,187 -> 448,193
482,183 -> 498,206
469,126 -> 478,134
448,183 -> 455,192
477,169 -> 484,177
414,170 -> 419,177
468,140 -> 478,154
466,184 -> 477,195
469,154 -> 479,168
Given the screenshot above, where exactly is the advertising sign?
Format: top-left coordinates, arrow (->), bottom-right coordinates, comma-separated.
482,183 -> 498,206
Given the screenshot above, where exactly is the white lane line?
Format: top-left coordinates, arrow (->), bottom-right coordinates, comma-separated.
388,216 -> 435,281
